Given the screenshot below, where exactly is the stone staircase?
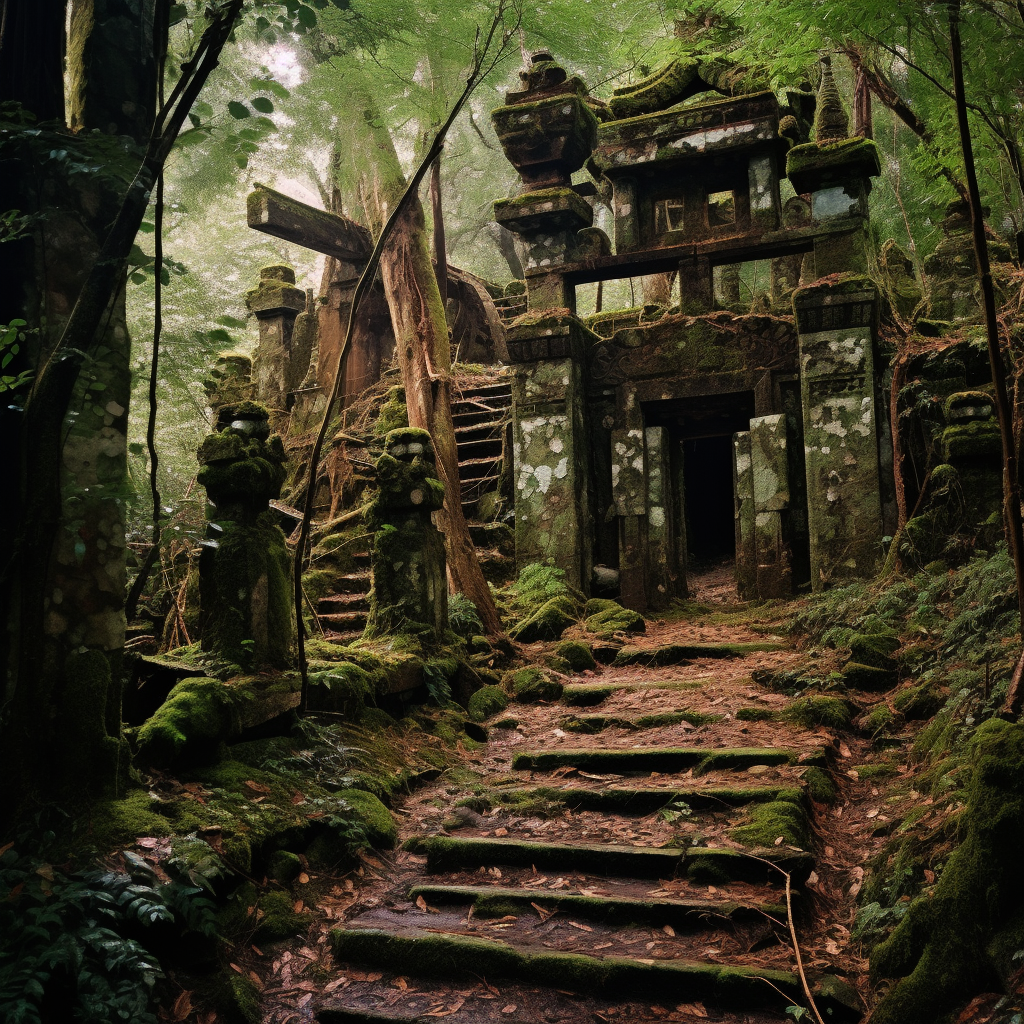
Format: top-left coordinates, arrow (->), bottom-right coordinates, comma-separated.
451,376 -> 511,514
309,643 -> 861,1024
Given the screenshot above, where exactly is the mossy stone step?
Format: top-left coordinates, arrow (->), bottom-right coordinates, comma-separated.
613,642 -> 786,667
561,710 -> 721,731
495,784 -> 804,814
512,746 -> 817,775
561,680 -> 704,707
407,835 -> 814,883
330,925 -> 801,1008
407,883 -> 787,926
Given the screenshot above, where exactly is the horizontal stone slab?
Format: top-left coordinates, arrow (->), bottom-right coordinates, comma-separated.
511,746 -> 806,775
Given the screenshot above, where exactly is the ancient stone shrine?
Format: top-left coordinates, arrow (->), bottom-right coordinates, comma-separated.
491,50 -> 888,608
365,428 -> 449,640
196,401 -> 292,670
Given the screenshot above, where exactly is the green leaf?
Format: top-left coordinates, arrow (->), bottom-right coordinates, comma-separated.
296,5 -> 317,27
227,101 -> 250,119
215,315 -> 246,328
208,328 -> 232,342
128,442 -> 146,455
138,221 -> 155,233
251,96 -> 274,113
234,154 -> 248,169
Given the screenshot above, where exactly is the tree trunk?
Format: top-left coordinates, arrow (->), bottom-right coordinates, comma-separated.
947,1 -> 1024,711
378,199 -> 503,634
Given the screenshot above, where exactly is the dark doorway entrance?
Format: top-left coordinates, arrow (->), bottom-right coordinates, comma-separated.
643,390 -> 756,568
683,434 -> 735,562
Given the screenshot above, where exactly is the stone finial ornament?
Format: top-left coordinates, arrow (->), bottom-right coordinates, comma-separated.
814,55 -> 850,144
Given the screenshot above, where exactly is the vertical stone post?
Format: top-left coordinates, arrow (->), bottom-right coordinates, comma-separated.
732,432 -> 756,600
679,255 -> 714,315
612,177 -> 639,253
645,426 -> 676,610
245,265 -> 306,430
507,313 -> 592,592
365,428 -> 448,640
795,280 -> 884,588
749,413 -> 792,598
609,381 -> 650,611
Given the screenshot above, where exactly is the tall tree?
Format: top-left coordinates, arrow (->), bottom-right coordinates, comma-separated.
0,0 -> 257,814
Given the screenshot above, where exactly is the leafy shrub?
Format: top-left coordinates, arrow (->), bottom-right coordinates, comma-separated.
0,839 -> 217,1024
448,592 -> 484,639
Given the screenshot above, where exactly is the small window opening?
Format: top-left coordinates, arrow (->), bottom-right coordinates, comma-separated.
654,198 -> 686,234
707,190 -> 736,227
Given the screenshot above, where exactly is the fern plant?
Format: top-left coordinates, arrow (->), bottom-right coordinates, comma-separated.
0,839 -> 218,1024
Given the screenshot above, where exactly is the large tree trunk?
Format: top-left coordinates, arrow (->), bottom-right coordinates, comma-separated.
378,199 -> 503,634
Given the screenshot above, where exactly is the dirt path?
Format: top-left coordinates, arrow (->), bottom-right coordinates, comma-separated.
254,571 -> 879,1024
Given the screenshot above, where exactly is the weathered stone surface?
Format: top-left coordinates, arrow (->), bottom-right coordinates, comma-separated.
795,279 -> 883,589
509,315 -> 592,590
732,432 -> 756,599
749,413 -> 792,598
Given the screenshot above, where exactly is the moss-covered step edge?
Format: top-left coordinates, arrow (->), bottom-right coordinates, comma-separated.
329,926 -> 801,1009
561,710 -> 721,731
494,784 -> 804,814
319,1012 -> 549,1024
511,746 -> 823,774
562,680 -> 704,707
407,884 -> 787,926
613,642 -> 786,667
404,836 -> 815,883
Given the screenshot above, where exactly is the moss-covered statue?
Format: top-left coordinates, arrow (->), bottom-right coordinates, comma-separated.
196,401 -> 292,670
365,428 -> 448,640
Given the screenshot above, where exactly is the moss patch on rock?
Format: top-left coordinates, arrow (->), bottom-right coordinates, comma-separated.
780,695 -> 852,730
503,667 -> 563,704
869,721 -> 1024,1024
467,684 -> 510,721
729,794 -> 809,849
509,595 -> 578,642
584,599 -> 645,639
554,639 -> 597,672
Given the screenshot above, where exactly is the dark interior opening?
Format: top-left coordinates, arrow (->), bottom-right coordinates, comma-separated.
644,390 -> 756,567
683,434 -> 736,562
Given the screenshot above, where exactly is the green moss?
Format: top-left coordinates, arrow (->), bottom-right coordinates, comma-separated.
736,707 -> 775,722
730,795 -> 809,849
307,663 -> 376,717
136,676 -> 236,768
786,137 -> 881,192
503,667 -> 563,704
467,684 -> 510,721
852,762 -> 897,780
584,601 -> 645,639
254,889 -> 311,943
228,973 -> 261,1024
340,789 -> 397,848
554,640 -> 596,672
267,849 -> 302,883
780,695 -> 851,730
509,594 -> 578,642
869,721 -> 1024,1024
849,633 -> 900,669
373,386 -> 409,436
802,766 -> 838,804
892,682 -> 944,721
942,421 -> 1001,464
562,710 -> 721,732
862,704 -> 897,736
843,662 -> 897,692
87,789 -> 175,850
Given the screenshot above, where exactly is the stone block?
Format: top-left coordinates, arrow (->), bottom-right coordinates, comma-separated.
732,432 -> 756,600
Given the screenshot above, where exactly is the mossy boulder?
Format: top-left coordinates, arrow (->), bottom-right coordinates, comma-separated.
467,684 -> 511,722
730,795 -> 809,849
583,599 -> 645,639
803,766 -> 838,804
267,850 -> 303,883
306,663 -> 376,717
554,640 -> 596,672
869,721 -> 1024,1024
849,632 -> 900,670
503,667 -> 563,704
509,594 -> 578,642
254,889 -> 311,943
861,704 -> 897,736
843,662 -> 897,692
892,682 -> 945,721
340,788 -> 397,849
735,707 -> 775,722
136,676 -> 239,768
780,695 -> 852,730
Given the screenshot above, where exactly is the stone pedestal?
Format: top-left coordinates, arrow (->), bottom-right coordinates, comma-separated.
507,313 -> 592,591
196,403 -> 292,670
246,265 -> 307,430
365,429 -> 448,639
794,279 -> 884,588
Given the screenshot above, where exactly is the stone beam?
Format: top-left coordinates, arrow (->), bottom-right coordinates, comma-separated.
246,184 -> 372,263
